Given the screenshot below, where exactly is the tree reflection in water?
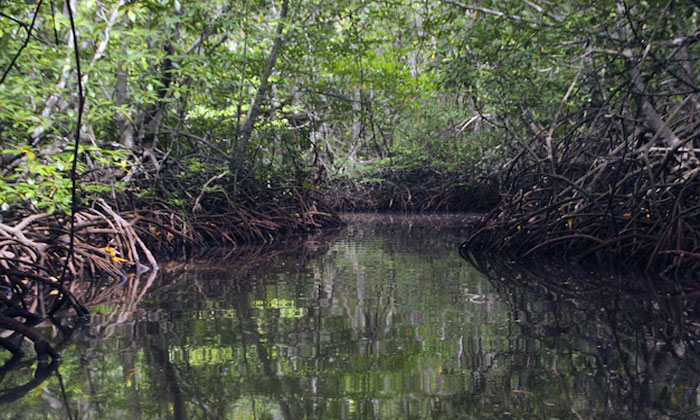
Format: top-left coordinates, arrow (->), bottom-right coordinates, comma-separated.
0,214 -> 697,419
465,253 -> 700,420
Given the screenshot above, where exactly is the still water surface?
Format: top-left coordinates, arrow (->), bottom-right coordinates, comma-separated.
2,214 -> 699,419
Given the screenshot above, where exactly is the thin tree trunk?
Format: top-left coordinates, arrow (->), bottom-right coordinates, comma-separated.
232,0 -> 290,164
624,48 -> 682,151
115,61 -> 134,149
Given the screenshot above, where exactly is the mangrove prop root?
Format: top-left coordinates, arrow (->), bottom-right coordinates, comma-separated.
129,174 -> 345,251
0,314 -> 58,361
465,29 -> 700,280
0,173 -> 345,368
0,201 -> 155,368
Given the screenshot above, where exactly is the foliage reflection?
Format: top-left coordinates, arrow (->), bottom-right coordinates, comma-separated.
1,214 -> 698,419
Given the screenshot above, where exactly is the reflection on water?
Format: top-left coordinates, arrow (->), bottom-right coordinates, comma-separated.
1,213 -> 698,419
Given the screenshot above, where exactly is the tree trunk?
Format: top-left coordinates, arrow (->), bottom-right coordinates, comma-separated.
232,0 -> 290,166
115,62 -> 134,149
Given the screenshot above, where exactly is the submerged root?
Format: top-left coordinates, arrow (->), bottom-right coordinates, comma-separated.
0,162 -> 345,373
0,200 -> 158,373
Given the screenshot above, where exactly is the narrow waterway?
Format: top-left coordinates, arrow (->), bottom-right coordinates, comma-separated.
2,214 -> 698,419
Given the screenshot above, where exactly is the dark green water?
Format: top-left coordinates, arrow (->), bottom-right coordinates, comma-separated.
1,214 -> 698,419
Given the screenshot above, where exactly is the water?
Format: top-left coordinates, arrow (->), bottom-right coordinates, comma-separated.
1,214 -> 698,419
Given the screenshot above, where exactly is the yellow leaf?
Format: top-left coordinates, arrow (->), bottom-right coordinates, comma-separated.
103,246 -> 117,258
49,289 -> 59,296
127,368 -> 138,380
23,149 -> 36,158
49,276 -> 59,282
21,279 -> 29,284
516,225 -> 522,231
112,256 -> 135,265
567,218 -> 573,229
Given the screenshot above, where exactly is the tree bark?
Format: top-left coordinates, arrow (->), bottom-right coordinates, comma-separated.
624,48 -> 683,151
115,61 -> 134,149
232,0 -> 290,164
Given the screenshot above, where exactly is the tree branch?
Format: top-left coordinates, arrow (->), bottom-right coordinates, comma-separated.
441,0 -> 547,25
233,0 -> 290,159
0,0 -> 43,85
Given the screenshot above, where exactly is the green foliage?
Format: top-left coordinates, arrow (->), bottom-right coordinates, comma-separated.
3,0 -> 693,210
1,0 -> 493,205
0,145 -> 128,214
437,0 -> 699,157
